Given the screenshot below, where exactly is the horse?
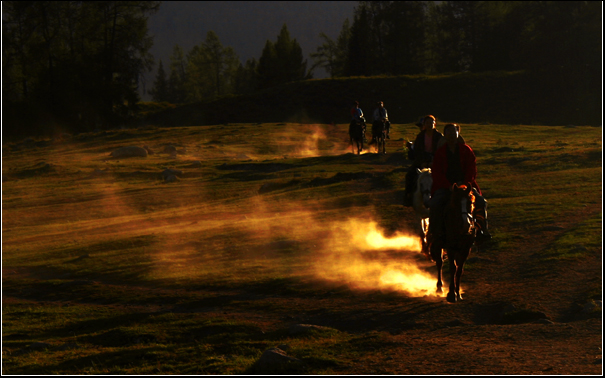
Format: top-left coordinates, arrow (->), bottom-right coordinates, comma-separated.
413,168 -> 432,259
371,120 -> 387,154
349,120 -> 365,154
428,183 -> 476,303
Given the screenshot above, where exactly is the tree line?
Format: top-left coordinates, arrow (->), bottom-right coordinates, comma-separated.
151,1 -> 600,109
148,24 -> 310,103
2,1 -> 600,137
312,1 -> 600,79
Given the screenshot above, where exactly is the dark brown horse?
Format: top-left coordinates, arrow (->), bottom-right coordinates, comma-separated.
429,183 -> 476,303
349,120 -> 365,154
371,120 -> 387,154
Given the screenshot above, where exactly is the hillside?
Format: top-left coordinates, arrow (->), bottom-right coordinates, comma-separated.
2,122 -> 601,374
144,71 -> 601,128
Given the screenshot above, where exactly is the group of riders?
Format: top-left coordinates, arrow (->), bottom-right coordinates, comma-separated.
350,100 -> 391,146
349,101 -> 492,245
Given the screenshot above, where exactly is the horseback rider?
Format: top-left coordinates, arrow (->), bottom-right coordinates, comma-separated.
405,117 -> 425,160
427,123 -> 492,244
403,115 -> 443,206
350,101 -> 366,140
372,101 -> 390,143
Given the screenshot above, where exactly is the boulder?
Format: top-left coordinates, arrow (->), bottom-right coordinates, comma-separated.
252,348 -> 302,373
582,300 -> 602,315
161,168 -> 183,182
110,146 -> 147,158
163,145 -> 178,155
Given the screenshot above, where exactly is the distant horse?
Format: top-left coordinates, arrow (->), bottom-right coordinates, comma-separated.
371,120 -> 387,154
349,120 -> 365,154
429,183 -> 476,303
413,168 -> 432,259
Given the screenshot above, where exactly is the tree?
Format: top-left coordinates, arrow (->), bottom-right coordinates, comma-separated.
424,1 -> 466,73
310,32 -> 338,78
234,58 -> 260,94
345,4 -> 374,76
186,31 -> 239,101
149,60 -> 169,102
310,18 -> 351,78
381,1 -> 427,75
257,24 -> 310,88
167,44 -> 188,103
2,1 -> 160,134
257,40 -> 279,88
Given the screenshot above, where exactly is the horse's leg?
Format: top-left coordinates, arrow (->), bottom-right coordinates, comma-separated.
430,242 -> 443,293
421,218 -> 430,260
455,258 -> 464,301
446,252 -> 457,303
455,248 -> 470,301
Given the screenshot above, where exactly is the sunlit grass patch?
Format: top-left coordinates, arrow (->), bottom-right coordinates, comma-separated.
539,213 -> 602,261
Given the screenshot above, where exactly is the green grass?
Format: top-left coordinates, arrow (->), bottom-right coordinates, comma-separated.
2,122 -> 602,374
540,213 -> 602,261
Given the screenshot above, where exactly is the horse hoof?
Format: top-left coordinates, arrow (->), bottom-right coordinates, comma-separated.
436,287 -> 443,294
447,293 -> 457,303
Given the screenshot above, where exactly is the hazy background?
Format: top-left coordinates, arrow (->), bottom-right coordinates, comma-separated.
141,1 -> 358,99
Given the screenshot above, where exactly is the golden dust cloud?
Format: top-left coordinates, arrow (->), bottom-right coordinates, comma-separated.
314,219 -> 442,297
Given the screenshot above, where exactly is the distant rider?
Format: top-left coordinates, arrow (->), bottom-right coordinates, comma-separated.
372,101 -> 391,143
350,101 -> 366,140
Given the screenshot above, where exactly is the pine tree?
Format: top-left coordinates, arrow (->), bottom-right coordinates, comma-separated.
167,44 -> 187,103
186,31 -> 239,101
257,24 -> 309,89
149,60 -> 169,102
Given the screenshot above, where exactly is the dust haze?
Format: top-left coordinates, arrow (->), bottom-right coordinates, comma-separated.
144,191 -> 440,298
4,123 -> 441,298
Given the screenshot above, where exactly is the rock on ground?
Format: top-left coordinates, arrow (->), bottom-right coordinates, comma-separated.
252,347 -> 302,373
163,145 -> 178,156
161,168 -> 183,182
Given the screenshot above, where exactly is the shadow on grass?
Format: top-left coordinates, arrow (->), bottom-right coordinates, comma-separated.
9,345 -> 172,375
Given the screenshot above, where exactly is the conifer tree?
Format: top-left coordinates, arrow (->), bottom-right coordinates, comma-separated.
257,24 -> 309,88
149,60 -> 169,102
167,44 -> 187,103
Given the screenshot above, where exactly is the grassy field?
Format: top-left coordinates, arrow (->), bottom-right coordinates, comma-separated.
2,122 -> 602,374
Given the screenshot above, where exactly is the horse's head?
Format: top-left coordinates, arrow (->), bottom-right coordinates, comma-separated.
416,168 -> 432,209
448,183 -> 475,235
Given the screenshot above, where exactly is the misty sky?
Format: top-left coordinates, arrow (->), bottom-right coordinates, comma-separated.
141,1 -> 358,100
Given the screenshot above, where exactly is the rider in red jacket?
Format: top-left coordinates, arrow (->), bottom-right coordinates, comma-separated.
431,136 -> 480,196
428,123 -> 491,243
